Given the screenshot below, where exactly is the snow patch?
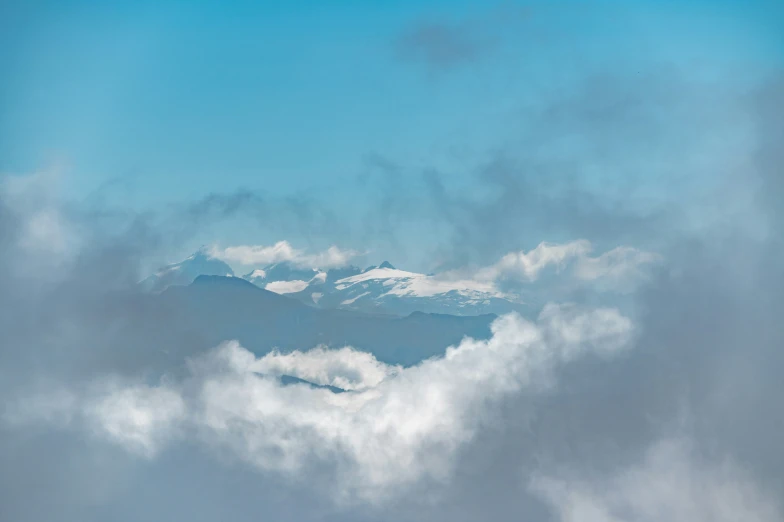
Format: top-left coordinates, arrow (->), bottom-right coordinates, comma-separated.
335,267 -> 505,299
265,280 -> 310,294
341,291 -> 371,306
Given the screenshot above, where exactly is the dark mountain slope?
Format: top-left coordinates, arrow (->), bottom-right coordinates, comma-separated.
156,275 -> 497,366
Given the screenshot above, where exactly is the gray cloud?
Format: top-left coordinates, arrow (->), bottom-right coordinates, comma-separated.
397,21 -> 489,69
336,72 -> 784,520
395,4 -> 530,71
0,173 -> 375,521
7,305 -> 633,504
531,438 -> 781,522
353,67 -> 764,273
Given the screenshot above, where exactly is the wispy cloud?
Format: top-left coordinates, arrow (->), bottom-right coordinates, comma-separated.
475,240 -> 662,293
209,241 -> 361,269
397,21 -> 489,69
312,240 -> 660,302
395,5 -> 530,71
476,240 -> 594,282
531,438 -> 782,522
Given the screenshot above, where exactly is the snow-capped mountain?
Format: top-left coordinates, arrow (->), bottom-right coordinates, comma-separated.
242,262 -> 326,296
142,251 -> 527,316
308,262 -> 523,316
139,248 -> 235,293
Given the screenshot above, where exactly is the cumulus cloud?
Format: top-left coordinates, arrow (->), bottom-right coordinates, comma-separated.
475,240 -> 661,293
210,241 -> 360,269
7,305 -> 633,504
531,438 -> 782,522
476,240 -> 593,281
253,346 -> 401,391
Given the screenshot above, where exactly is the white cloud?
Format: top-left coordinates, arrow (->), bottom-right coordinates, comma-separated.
211,241 -> 298,265
214,239 -> 657,298
530,438 -> 781,522
246,268 -> 267,280
477,240 -> 593,282
5,305 -> 634,504
476,240 -> 661,292
210,241 -> 359,269
572,246 -> 662,292
264,271 -> 326,294
83,382 -> 186,458
1,170 -> 82,276
5,379 -> 186,459
327,241 -> 658,303
254,346 -> 401,391
264,279 -> 310,294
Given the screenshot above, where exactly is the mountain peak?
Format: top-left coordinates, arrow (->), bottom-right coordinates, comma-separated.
244,268 -> 267,280
188,245 -> 213,259
140,249 -> 235,293
362,261 -> 396,272
192,274 -> 247,286
144,252 -> 522,316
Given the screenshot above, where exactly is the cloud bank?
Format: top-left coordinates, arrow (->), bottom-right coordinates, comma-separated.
8,304 -> 633,503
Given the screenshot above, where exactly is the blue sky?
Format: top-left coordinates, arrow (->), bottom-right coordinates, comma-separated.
2,0 -> 782,269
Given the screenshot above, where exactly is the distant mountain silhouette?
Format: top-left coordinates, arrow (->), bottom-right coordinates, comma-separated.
277,374 -> 346,393
141,250 -> 527,316
153,275 -> 496,366
139,249 -> 235,293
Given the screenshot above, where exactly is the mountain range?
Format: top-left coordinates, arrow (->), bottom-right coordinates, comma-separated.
112,274 -> 496,375
141,248 -> 527,317
159,275 -> 496,366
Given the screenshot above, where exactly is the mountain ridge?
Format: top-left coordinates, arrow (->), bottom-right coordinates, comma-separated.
155,275 -> 497,366
143,250 -> 527,317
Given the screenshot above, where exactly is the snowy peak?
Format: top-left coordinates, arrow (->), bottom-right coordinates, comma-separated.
143,251 -> 524,316
261,262 -> 318,281
335,267 -> 421,289
140,249 -> 235,292
361,261 -> 396,272
240,261 -> 337,295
